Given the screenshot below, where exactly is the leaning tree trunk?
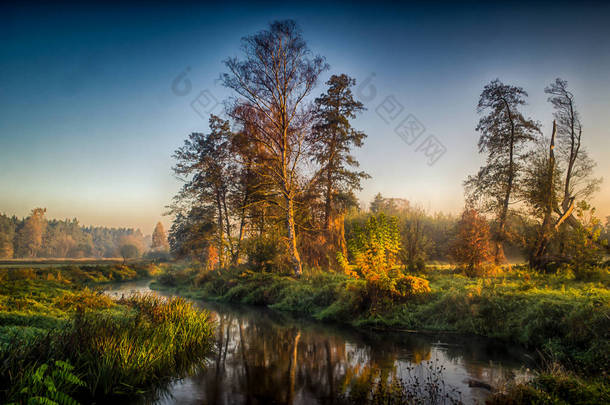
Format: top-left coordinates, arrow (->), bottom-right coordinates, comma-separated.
531,121 -> 556,269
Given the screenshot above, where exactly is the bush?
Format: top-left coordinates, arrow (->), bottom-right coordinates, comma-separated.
246,235 -> 285,272
395,275 -> 432,297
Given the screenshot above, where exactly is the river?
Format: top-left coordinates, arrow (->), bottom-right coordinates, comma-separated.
105,280 -> 532,405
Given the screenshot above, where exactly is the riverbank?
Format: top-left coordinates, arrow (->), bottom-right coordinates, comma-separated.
0,263 -> 215,404
152,263 -> 609,403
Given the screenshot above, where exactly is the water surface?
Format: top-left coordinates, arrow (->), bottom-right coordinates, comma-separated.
106,280 -> 532,405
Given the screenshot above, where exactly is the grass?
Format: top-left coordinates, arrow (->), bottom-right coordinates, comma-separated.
0,258 -> 126,269
152,262 -> 609,403
0,263 -> 215,404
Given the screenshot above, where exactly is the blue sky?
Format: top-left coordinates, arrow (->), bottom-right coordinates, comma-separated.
1,1 -> 609,232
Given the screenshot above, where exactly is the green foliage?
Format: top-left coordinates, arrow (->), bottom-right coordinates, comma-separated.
168,207 -> 216,263
348,213 -> 401,276
12,360 -> 85,405
399,207 -> 434,272
245,234 -> 284,272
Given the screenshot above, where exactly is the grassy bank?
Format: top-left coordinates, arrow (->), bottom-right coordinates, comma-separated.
152,263 -> 609,403
0,263 -> 215,404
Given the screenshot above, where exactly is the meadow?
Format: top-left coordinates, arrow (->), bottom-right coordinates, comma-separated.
0,258 -> 125,269
0,263 -> 215,404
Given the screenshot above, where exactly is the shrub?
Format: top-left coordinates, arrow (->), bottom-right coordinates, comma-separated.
348,213 -> 401,277
395,275 -> 432,297
246,234 -> 284,272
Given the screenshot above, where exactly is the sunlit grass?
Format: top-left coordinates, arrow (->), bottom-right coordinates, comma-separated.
0,264 -> 215,403
154,263 -> 609,376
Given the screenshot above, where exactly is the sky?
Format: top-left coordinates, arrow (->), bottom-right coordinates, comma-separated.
1,1 -> 609,233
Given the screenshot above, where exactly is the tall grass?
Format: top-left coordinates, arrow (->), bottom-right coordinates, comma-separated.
2,294 -> 215,402
0,264 -> 215,404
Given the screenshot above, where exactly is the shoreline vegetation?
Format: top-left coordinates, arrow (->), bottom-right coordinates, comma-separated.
0,263 -> 214,404
0,260 -> 607,404
151,261 -> 610,404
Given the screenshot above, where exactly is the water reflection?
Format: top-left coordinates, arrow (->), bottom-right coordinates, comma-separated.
157,302 -> 530,405
105,281 -> 530,405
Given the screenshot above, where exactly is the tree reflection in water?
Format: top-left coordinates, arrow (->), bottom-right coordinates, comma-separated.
153,300 -> 531,405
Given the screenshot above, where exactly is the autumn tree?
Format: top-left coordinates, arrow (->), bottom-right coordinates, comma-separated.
0,214 -> 16,258
118,232 -> 146,256
168,206 -> 217,266
15,208 -> 47,257
151,222 -> 169,252
223,20 -> 328,277
172,115 -> 233,268
450,208 -> 493,272
465,79 -> 541,264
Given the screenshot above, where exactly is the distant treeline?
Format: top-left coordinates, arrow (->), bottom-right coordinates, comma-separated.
0,208 -> 151,259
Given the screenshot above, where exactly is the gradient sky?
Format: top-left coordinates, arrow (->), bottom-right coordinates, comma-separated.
1,1 -> 609,233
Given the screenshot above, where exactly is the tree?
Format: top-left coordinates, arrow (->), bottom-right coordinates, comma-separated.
369,193 -> 409,216
168,206 -> 217,266
465,79 -> 541,263
172,115 -> 233,268
151,222 -> 169,252
562,201 -> 606,266
223,20 -> 328,277
0,214 -> 16,258
450,208 -> 493,272
544,79 -> 601,242
519,79 -> 604,269
312,74 -> 369,231
15,208 -> 47,257
120,244 -> 140,263
399,207 -> 433,271
118,232 -> 146,258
